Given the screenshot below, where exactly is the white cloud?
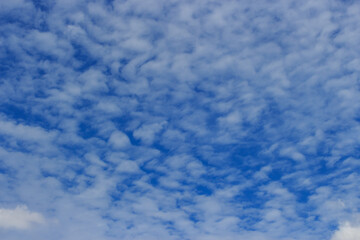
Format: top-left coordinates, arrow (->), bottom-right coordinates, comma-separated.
0,0 -> 33,12
0,205 -> 45,230
116,160 -> 141,173
133,122 -> 166,145
108,131 -> 131,149
332,222 -> 360,240
0,119 -> 57,143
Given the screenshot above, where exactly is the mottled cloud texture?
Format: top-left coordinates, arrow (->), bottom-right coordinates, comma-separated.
1,0 -> 360,239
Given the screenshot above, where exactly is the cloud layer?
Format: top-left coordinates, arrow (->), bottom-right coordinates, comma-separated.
1,0 -> 360,239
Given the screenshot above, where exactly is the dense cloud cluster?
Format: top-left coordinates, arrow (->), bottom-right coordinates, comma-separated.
1,0 -> 360,239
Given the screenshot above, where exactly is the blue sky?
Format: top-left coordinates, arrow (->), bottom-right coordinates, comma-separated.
1,0 -> 360,239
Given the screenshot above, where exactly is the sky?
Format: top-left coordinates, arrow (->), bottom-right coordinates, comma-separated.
0,0 -> 360,239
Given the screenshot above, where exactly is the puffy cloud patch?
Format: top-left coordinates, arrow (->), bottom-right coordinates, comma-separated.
332,222 -> 360,240
0,206 -> 44,230
108,131 -> 131,149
